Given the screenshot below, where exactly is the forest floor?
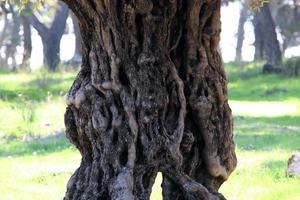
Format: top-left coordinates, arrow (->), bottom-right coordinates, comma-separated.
0,63 -> 300,200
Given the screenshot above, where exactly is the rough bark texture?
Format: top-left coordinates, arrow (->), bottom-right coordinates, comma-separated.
235,3 -> 248,62
253,4 -> 282,71
27,2 -> 69,71
63,1 -> 236,199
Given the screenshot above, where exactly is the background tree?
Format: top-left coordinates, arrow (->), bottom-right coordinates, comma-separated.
0,3 -> 22,70
65,12 -> 82,66
21,13 -> 32,68
253,4 -> 282,71
232,0 -> 300,68
26,1 -> 69,71
0,3 -> 10,68
0,3 -> 32,70
62,0 -> 237,199
271,1 -> 300,55
235,2 -> 249,62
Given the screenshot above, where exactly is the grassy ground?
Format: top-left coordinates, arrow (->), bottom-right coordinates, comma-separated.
1,63 -> 300,200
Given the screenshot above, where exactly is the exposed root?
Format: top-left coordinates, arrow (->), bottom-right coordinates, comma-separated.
161,167 -> 224,200
109,168 -> 135,200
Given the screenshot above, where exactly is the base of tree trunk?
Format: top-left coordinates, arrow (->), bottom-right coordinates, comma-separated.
262,63 -> 282,74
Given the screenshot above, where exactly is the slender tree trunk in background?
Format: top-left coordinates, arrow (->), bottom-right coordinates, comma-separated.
27,2 -> 69,71
63,1 -> 236,199
253,4 -> 282,71
253,14 -> 264,61
235,3 -> 248,62
6,4 -> 21,70
67,13 -> 82,66
21,14 -> 32,68
0,9 -> 9,68
0,7 -> 8,46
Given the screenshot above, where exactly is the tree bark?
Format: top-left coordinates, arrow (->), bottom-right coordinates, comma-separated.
253,4 -> 282,71
235,3 -> 248,62
62,1 -> 237,199
27,2 -> 69,71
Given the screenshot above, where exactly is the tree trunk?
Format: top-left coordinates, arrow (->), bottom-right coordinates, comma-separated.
27,2 -> 69,71
5,4 -> 21,70
63,1 -> 237,200
253,4 -> 282,71
253,14 -> 264,61
66,12 -> 82,66
0,8 -> 9,68
21,13 -> 32,68
235,3 -> 248,62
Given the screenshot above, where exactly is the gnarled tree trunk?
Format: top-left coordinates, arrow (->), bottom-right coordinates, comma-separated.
63,1 -> 237,199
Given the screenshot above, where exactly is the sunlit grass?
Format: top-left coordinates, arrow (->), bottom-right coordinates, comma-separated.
220,150 -> 300,200
227,62 -> 300,102
0,70 -> 75,139
0,149 -> 80,200
230,100 -> 299,117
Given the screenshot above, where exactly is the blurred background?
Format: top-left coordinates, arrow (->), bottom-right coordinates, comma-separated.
0,1 -> 300,200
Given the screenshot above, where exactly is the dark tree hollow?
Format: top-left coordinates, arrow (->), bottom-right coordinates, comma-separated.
62,0 -> 237,199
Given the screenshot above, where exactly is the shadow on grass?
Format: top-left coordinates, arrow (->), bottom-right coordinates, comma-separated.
235,115 -> 300,128
0,76 -> 75,102
0,136 -> 74,157
225,63 -> 300,102
234,132 -> 300,152
234,116 -> 300,152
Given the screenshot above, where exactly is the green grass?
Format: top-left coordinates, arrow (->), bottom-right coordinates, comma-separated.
0,149 -> 80,200
226,62 -> 300,101
0,70 -> 76,139
1,63 -> 300,200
